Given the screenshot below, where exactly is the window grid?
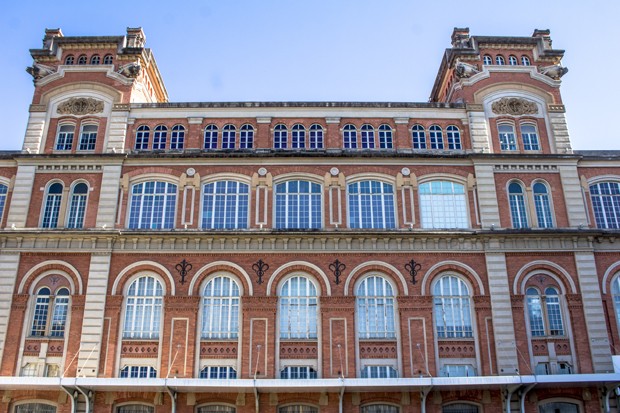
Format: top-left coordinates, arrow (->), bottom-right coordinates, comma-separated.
498,124 -> 517,151
200,366 -> 237,379
275,181 -> 322,229
343,125 -> 357,149
50,293 -> 69,337
78,124 -> 97,151
361,125 -> 375,149
412,125 -> 427,149
0,184 -> 8,223
274,125 -> 288,149
42,183 -> 63,228
433,276 -> 473,338
77,55 -> 87,65
348,181 -> 395,229
170,125 -> 185,150
429,126 -> 444,149
526,287 -> 565,336
152,126 -> 167,150
31,289 -> 50,336
278,406 -> 318,413
202,181 -> 249,229
222,125 -> 236,149
483,55 -> 492,65
280,366 -> 318,379
361,405 -> 399,413
128,181 -> 177,229
521,56 -> 531,66
521,124 -> 540,150
533,182 -> 553,228
135,126 -> 150,150
204,125 -> 218,149
361,365 -> 398,378
240,125 -> 254,149
508,55 -> 518,65
591,182 -> 620,229
446,126 -> 462,150
30,287 -> 70,337
117,405 -> 155,413
103,54 -> 113,65
292,125 -> 306,149
496,55 -> 505,65
197,405 -> 236,413
56,124 -> 75,151
509,182 -> 528,228
123,276 -> 163,339
309,125 -> 323,149
357,276 -> 396,339
378,125 -> 393,149
201,275 -> 240,339
91,55 -> 101,64
279,276 -> 318,339
15,404 -> 57,413
65,55 -> 75,65
419,181 -> 468,229
67,183 -> 88,229
440,364 -> 476,377
120,366 -> 157,378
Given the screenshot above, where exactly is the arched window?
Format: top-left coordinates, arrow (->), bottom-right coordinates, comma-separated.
361,405 -> 399,413
292,124 -> 306,149
78,124 -> 98,151
199,366 -> 237,379
77,55 -> 87,65
197,405 -> 236,413
378,124 -> 393,149
612,277 -> 620,334
240,124 -> 254,149
361,124 -> 375,149
170,125 -> 185,150
357,276 -> 395,339
508,55 -> 518,65
411,125 -> 426,149
202,181 -> 249,229
103,54 -> 114,65
280,366 -> 317,379
274,124 -> 288,149
128,181 -> 177,229
55,124 -> 75,151
275,180 -> 322,229
348,181 -> 395,229
64,55 -> 75,65
117,405 -> 154,413
482,55 -> 492,65
419,181 -> 469,229
498,124 -> 517,151
442,403 -> 479,413
539,402 -> 578,413
508,182 -> 528,228
42,182 -> 63,228
123,275 -> 163,339
590,182 -> 620,228
120,366 -> 157,378
90,55 -> 101,64
278,406 -> 318,413
429,125 -> 444,149
533,182 -> 553,228
521,124 -> 540,151
433,275 -> 472,338
15,403 -> 57,413
279,276 -> 318,339
361,366 -> 398,378
526,286 -> 564,336
31,287 -> 70,337
0,183 -> 7,223
309,124 -> 324,149
66,182 -> 88,229
495,55 -> 505,65
446,126 -> 462,150
152,125 -> 167,150
222,125 -> 236,149
204,124 -> 218,149
134,125 -> 150,150
201,275 -> 240,339
521,56 -> 531,66
343,124 -> 358,149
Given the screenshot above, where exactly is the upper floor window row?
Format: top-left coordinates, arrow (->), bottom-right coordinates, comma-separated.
205,124 -> 254,150
412,125 -> 461,150
483,54 -> 531,66
343,124 -> 393,150
498,122 -> 540,152
64,54 -> 114,65
274,124 -> 324,150
55,122 -> 98,152
135,125 -> 186,151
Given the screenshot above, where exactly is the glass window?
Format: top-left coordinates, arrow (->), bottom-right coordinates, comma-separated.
498,124 -> 517,151
103,54 -> 114,65
152,125 -> 167,150
526,286 -> 564,336
117,405 -> 154,413
240,124 -> 254,149
343,124 -> 357,149
292,124 -> 306,149
202,181 -> 249,229
31,287 -> 70,337
521,56 -> 531,66
508,55 -> 518,65
128,181 -> 177,229
521,124 -> 540,151
378,124 -> 393,149
482,55 -> 492,65
361,406 -> 399,413
440,364 -> 476,377
612,277 -> 620,336
135,126 -> 150,150
411,125 -> 426,149
433,276 -> 473,338
496,55 -> 505,65
280,366 -> 318,379
279,276 -> 318,339
197,405 -> 236,413
539,402 -> 579,413
0,183 -> 7,222
170,125 -> 185,150
77,55 -> 87,65
446,126 -> 462,150
199,366 -> 237,379
361,366 -> 398,378
419,181 -> 468,229
42,182 -> 63,228
201,275 -> 240,339
590,182 -> 620,228
120,366 -> 157,378
533,182 -> 553,228
222,125 -> 236,149
204,125 -> 218,149
15,403 -> 57,413
21,363 -> 38,377
123,275 -> 163,339
78,124 -> 97,151
442,404 -> 479,413
509,182 -> 528,228
361,124 -> 375,149
356,276 -> 395,339
309,124 -> 324,149
64,55 -> 75,65
348,181 -> 395,229
90,55 -> 101,64
274,124 -> 288,149
278,406 -> 318,413
55,124 -> 75,151
429,125 -> 444,149
275,180 -> 322,229
66,182 -> 88,229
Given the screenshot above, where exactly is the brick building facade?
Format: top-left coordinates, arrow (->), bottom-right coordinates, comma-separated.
0,26 -> 618,413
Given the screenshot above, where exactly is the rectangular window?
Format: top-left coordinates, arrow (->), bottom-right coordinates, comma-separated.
55,125 -> 75,151
78,124 -> 97,151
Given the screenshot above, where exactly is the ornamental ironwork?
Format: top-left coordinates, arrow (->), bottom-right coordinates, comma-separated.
175,259 -> 193,285
404,259 -> 422,285
329,259 -> 346,285
252,259 -> 269,285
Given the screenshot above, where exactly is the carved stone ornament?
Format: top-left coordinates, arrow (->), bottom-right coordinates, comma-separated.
117,62 -> 141,78
491,97 -> 538,116
57,97 -> 105,115
25,63 -> 57,81
454,60 -> 480,79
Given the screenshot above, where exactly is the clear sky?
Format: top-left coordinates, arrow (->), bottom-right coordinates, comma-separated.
1,0 -> 617,151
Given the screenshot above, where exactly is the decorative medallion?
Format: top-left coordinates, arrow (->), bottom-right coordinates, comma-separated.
186,168 -> 196,177
330,167 -> 340,176
491,97 -> 538,116
57,98 -> 104,115
258,167 -> 268,176
401,167 -> 411,176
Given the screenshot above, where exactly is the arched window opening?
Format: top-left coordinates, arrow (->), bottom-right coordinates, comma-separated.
66,182 -> 88,229
42,182 -> 63,228
361,124 -> 375,149
204,124 -> 218,149
495,55 -> 505,65
103,54 -> 114,65
521,56 -> 531,66
348,181 -> 395,229
446,126 -> 462,150
361,405 -> 399,413
279,276 -> 318,339
508,55 -> 518,65
309,124 -> 324,149
526,286 -> 564,337
533,182 -> 553,228
116,405 -> 154,413
170,125 -> 185,150
419,181 -> 468,229
482,55 -> 492,65
197,405 -> 236,413
343,124 -> 357,149
78,124 -> 98,151
31,287 -> 70,337
222,125 -> 236,149
90,55 -> 101,64
55,124 -> 75,151
433,276 -> 472,338
357,276 -> 395,339
509,182 -> 528,228
240,124 -> 254,149
134,125 -> 150,150
521,124 -> 540,151
152,125 -> 167,150
77,55 -> 87,65
429,125 -> 444,149
378,124 -> 393,149
0,183 -> 7,222
274,124 -> 288,149
128,181 -> 177,229
201,275 -> 240,339
411,125 -> 426,149
590,182 -> 620,229
538,402 -> 579,413
64,55 -> 75,65
498,124 -> 517,151
278,405 -> 318,413
442,403 -> 479,413
275,180 -> 322,229
123,275 -> 163,339
292,124 -> 306,149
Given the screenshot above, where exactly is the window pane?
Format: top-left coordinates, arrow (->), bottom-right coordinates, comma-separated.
280,276 -> 318,339
202,181 -> 249,229
123,276 -> 163,339
202,276 -> 240,339
433,276 -> 472,338
348,181 -> 395,229
356,276 -> 395,339
419,181 -> 468,229
590,182 -> 620,229
275,181 -> 321,229
128,182 -> 177,229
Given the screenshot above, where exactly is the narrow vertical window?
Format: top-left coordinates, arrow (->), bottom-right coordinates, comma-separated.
170,125 -> 185,150
64,55 -> 75,65
135,126 -> 150,150
30,287 -> 70,337
508,55 -> 518,65
201,275 -> 240,339
42,182 -> 63,228
204,125 -> 218,149
533,182 -> 553,228
152,125 -> 167,150
498,124 -> 517,151
495,55 -> 505,65
0,184 -> 7,223
356,276 -> 395,339
348,181 -> 395,229
128,181 -> 177,229
55,124 -> 75,151
123,275 -> 163,339
429,125 -> 444,149
482,55 -> 492,65
446,126 -> 462,150
78,124 -> 97,151
66,182 -> 88,229
590,182 -> 620,228
433,276 -> 472,338
50,288 -> 70,337
279,276 -> 318,339
521,124 -> 540,151
274,124 -> 288,149
611,277 -> 620,336
411,125 -> 426,149
240,124 -> 254,149
521,56 -> 531,66
292,124 -> 306,149
309,124 -> 324,149
343,124 -> 357,149
275,181 -> 322,229
378,124 -> 393,149
361,124 -> 375,149
31,287 -> 51,336
508,182 -> 528,228
222,125 -> 236,149
202,181 -> 249,229
77,55 -> 87,65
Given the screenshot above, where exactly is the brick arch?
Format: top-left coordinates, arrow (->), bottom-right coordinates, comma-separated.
344,261 -> 408,296
359,397 -> 403,406
18,260 -> 83,295
188,261 -> 253,296
266,261 -> 331,297
111,261 -> 175,296
602,260 -> 620,295
194,401 -> 238,409
124,168 -> 181,181
420,261 -> 485,296
513,261 -> 577,295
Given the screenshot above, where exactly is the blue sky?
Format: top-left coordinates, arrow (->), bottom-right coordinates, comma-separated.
1,0 -> 618,150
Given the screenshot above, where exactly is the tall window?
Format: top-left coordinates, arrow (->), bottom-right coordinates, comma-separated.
348,181 -> 395,229
446,126 -> 462,150
357,276 -> 395,339
280,366 -> 317,379
170,125 -> 185,150
201,275 -> 240,339
31,287 -> 70,337
526,286 -> 564,336
361,124 -> 375,149
433,275 -> 473,338
120,366 -> 157,378
521,124 -> 540,150
292,124 -> 306,149
412,125 -> 426,149
202,181 -> 249,229
274,124 -> 288,149
200,366 -> 237,379
343,124 -> 357,149
204,125 -> 218,149
419,181 -> 468,229
222,125 -> 236,149
78,124 -> 97,151
378,124 -> 393,149
55,124 -> 75,151
508,182 -> 528,228
66,182 -> 88,229
135,126 -> 150,150
15,404 -> 57,413
508,55 -> 518,65
240,124 -> 254,149
128,181 -> 177,229
42,182 -> 63,228
123,275 -> 163,339
153,125 -> 167,150
498,124 -> 517,151
0,183 -> 8,223
612,277 -> 620,335
429,125 -> 444,149
275,180 -> 322,229
590,182 -> 620,229
309,124 -> 324,149
279,276 -> 318,339
533,182 -> 553,228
